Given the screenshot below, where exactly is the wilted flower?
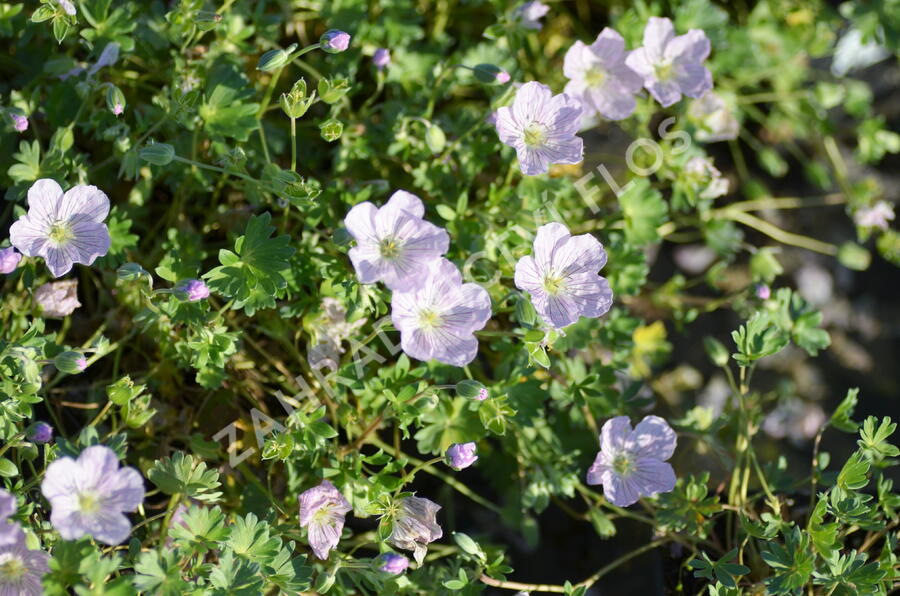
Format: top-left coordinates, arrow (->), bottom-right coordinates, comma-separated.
515,222 -> 613,329
25,422 -> 54,445
763,399 -> 826,442
854,201 -> 895,229
687,91 -> 738,142
0,533 -> 50,596
391,258 -> 492,367
308,297 -> 367,369
563,28 -> 643,121
34,280 -> 81,318
378,552 -> 409,574
0,247 -> 21,274
88,42 -> 120,75
41,445 -> 145,545
684,156 -> 729,199
298,480 -> 352,560
177,279 -> 210,302
625,17 -> 712,107
9,179 -> 111,278
446,442 -> 478,470
10,114 -> 28,133
513,1 -> 549,30
320,30 -> 351,53
344,190 -> 449,291
373,48 -> 390,69
0,489 -> 23,547
387,496 -> 442,565
57,0 -> 75,15
586,415 -> 677,507
495,81 -> 583,176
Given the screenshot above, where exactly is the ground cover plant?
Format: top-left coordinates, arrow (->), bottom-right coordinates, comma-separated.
1,0 -> 899,594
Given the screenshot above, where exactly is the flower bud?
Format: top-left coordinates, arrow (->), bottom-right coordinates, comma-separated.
425,123 -> 446,154
378,553 -> 409,574
10,114 -> 28,132
317,77 -> 350,104
456,379 -> 487,400
55,351 -> 87,374
319,118 -> 343,142
755,283 -> 771,300
176,279 -> 210,302
258,48 -> 291,72
372,48 -> 390,69
446,442 -> 478,470
0,247 -> 22,274
280,78 -> 316,119
139,143 -> 175,166
105,85 -> 126,116
319,30 -> 351,53
26,422 -> 54,444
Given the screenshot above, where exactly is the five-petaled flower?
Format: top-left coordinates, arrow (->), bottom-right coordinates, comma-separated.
515,222 -> 613,329
495,82 -> 583,176
41,445 -> 145,545
513,1 -> 549,30
298,480 -> 352,560
344,190 -> 449,292
387,496 -> 443,565
626,17 -> 712,107
0,531 -> 49,596
563,28 -> 643,121
586,415 -> 677,507
391,258 -> 492,367
10,179 -> 111,278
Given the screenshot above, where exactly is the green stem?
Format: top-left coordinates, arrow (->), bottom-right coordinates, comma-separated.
290,116 -> 297,171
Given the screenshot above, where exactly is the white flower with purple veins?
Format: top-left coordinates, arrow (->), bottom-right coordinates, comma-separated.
41,445 -> 145,545
0,533 -> 50,596
563,29 -> 643,121
387,496 -> 442,565
298,480 -> 352,560
391,258 -> 491,367
0,490 -> 23,547
344,190 -> 450,292
513,1 -> 549,30
854,201 -> 895,230
9,179 -> 111,278
626,17 -> 712,108
586,415 -> 677,507
35,279 -> 81,318
495,82 -> 584,176
515,223 -> 613,329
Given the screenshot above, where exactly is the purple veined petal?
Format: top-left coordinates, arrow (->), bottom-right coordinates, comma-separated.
603,471 -> 643,507
624,47 -> 655,78
515,145 -> 552,176
562,41 -> 596,93
560,272 -> 613,320
307,515 -> 343,559
347,246 -> 385,285
68,220 -> 111,264
533,222 -> 571,266
551,232 -> 606,276
58,185 -> 110,223
26,179 -> 64,226
9,216 -> 50,257
513,255 -> 544,293
590,84 -> 638,120
0,490 -> 14,520
666,29 -> 711,64
441,282 -> 492,334
629,415 -> 677,461
399,326 -> 479,367
101,467 -> 145,513
385,190 -> 425,218
643,17 -> 675,62
586,451 -> 611,486
82,510 -> 133,545
542,132 -> 583,166
49,507 -> 93,541
494,105 -> 524,146
512,81 -> 554,125
42,246 -> 75,278
645,78 -> 683,107
630,458 -> 676,497
600,416 -> 633,453
77,446 -> 123,491
41,456 -> 80,502
548,93 -> 583,136
0,522 -> 25,548
590,27 -> 628,63
608,62 -> 645,93
674,63 -> 712,99
540,292 -> 582,328
344,201 -> 379,243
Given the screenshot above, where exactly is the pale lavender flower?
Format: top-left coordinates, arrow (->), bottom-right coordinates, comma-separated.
763,399 -> 826,442
0,248 -> 21,274
854,201 -> 895,229
514,222 -> 613,329
0,490 -> 23,547
320,30 -> 351,53
391,258 -> 491,367
563,29 -> 643,121
88,42 -> 120,75
495,82 -> 583,176
57,0 -> 76,15
387,496 -> 442,565
373,48 -> 390,69
687,91 -> 738,142
26,422 -> 54,445
34,280 -> 81,318
625,17 -> 712,107
755,284 -> 771,300
0,533 -> 49,596
177,279 -> 210,302
513,1 -> 549,30
298,480 -> 352,560
586,415 -> 677,507
446,442 -> 478,470
378,552 -> 409,574
684,156 -> 729,199
9,179 -> 111,278
41,445 -> 145,545
344,190 -> 449,291
10,114 -> 28,133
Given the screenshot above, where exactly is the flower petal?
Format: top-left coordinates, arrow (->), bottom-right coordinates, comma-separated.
26,179 -> 64,225
59,185 -> 110,223
600,416 -> 633,453
8,216 -> 48,258
631,458 -> 676,497
603,472 -> 642,507
643,17 -> 675,62
385,190 -> 425,218
344,201 -> 378,243
629,415 -> 677,461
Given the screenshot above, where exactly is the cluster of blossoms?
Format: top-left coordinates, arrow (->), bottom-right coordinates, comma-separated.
344,190 -> 491,366
495,16 -> 713,175
298,481 -> 441,569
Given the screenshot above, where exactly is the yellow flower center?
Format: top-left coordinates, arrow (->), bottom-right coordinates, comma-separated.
48,221 -> 74,245
522,122 -> 548,148
654,61 -> 674,81
0,553 -> 26,583
78,491 -> 101,514
417,309 -> 443,330
379,237 -> 401,259
612,453 -> 634,477
585,68 -> 606,87
542,272 -> 566,296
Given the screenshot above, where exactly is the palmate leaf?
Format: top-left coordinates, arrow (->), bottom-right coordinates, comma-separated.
761,527 -> 815,595
204,212 -> 295,315
147,451 -> 222,502
133,550 -> 190,596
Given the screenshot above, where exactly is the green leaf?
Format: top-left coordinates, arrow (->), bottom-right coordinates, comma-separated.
619,178 -> 668,245
837,451 -> 870,491
148,451 -> 222,502
133,550 -> 190,596
857,416 -> 900,462
731,312 -> 789,366
830,388 -> 859,433
761,527 -> 815,595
